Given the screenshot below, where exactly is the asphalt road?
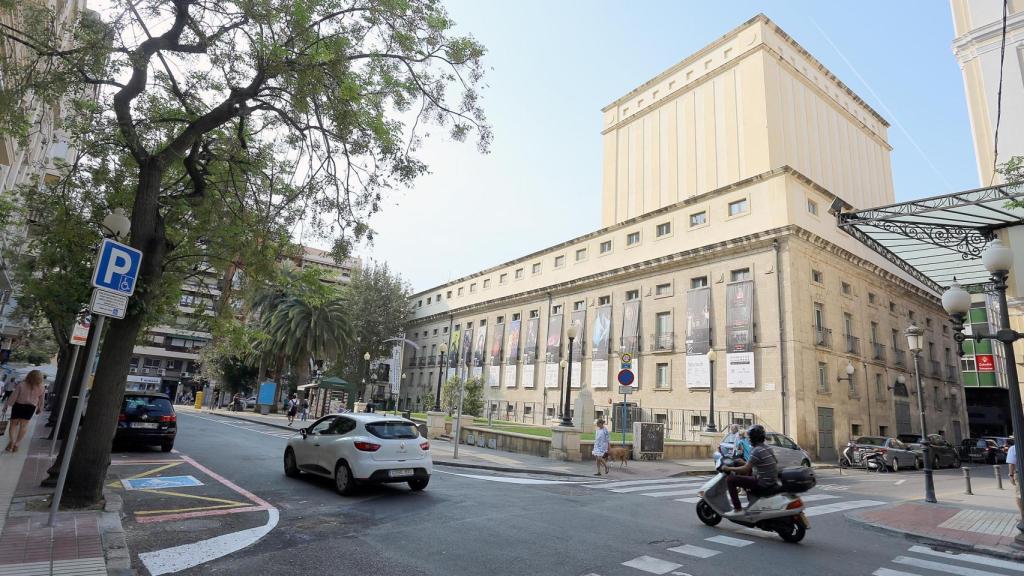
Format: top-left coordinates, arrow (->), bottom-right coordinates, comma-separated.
113,413 -> 1021,576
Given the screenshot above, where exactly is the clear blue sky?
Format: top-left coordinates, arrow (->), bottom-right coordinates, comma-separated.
358,1 -> 979,292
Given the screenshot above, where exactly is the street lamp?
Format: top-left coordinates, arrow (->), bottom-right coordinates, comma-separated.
434,343 -> 447,411
559,325 -> 578,427
101,208 -> 131,240
943,241 -> 1024,544
837,362 -> 855,388
363,351 -> 371,409
705,348 -> 718,432
905,322 -> 937,503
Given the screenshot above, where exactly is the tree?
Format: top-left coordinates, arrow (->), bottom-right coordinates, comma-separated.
439,376 -> 482,417
0,0 -> 489,506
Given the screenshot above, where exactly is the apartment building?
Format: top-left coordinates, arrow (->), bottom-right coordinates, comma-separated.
402,15 -> 967,460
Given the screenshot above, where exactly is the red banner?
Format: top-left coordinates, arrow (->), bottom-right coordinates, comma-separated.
976,354 -> 995,372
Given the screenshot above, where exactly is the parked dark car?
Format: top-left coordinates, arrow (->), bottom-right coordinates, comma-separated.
896,433 -> 961,468
982,436 -> 1010,463
960,438 -> 1001,464
114,391 -> 177,452
852,436 -> 919,471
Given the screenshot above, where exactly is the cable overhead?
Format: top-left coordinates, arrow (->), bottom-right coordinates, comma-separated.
990,0 -> 1009,185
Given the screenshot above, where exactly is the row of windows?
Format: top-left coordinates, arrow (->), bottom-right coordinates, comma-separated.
816,362 -> 955,412
129,357 -> 199,372
808,268 -> 947,334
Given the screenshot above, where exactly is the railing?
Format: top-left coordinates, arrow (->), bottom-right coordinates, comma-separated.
427,355 -> 436,366
650,332 -> 674,352
418,357 -> 427,367
929,360 -> 941,378
872,342 -> 886,361
814,327 -> 832,348
595,406 -> 758,441
407,356 -> 417,367
893,347 -> 906,366
946,365 -> 959,382
845,334 -> 860,355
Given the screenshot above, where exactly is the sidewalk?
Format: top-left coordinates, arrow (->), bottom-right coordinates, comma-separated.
184,406 -> 717,478
0,414 -> 129,576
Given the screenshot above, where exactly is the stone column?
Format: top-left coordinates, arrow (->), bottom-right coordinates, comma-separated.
550,426 -> 582,462
426,411 -> 447,439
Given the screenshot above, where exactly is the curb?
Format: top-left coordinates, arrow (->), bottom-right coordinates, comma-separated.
100,489 -> 134,576
847,512 -> 1024,562
190,409 -> 296,432
433,460 -> 593,478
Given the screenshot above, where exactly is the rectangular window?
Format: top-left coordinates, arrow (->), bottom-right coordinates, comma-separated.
814,303 -> 825,330
655,363 -> 670,389
574,300 -> 586,311
512,313 -> 521,321
690,276 -> 708,289
807,199 -> 818,215
841,282 -> 851,295
433,329 -> 439,335
144,358 -> 162,368
532,263 -> 541,274
417,299 -> 423,307
437,293 -> 441,302
426,297 -> 431,305
879,425 -> 888,437
515,268 -> 524,279
597,295 -> 611,306
655,283 -> 671,296
529,310 -> 540,318
470,283 -> 477,293
818,362 -> 829,393
689,211 -> 707,227
730,268 -> 750,282
656,222 -> 671,237
600,240 -> 612,254
875,374 -> 883,398
496,316 -> 504,324
625,289 -> 640,301
655,312 -> 672,349
458,287 -> 464,296
499,273 -> 508,284
447,290 -> 452,299
848,371 -> 857,397
851,424 -> 862,437
626,231 -> 641,246
728,198 -> 749,216
479,319 -> 487,326
889,301 -> 897,313
868,292 -> 876,305
443,326 -> 448,333
554,255 -> 565,268
483,279 -> 491,289
811,269 -> 823,283
576,248 -> 587,261
551,304 -> 563,315
166,359 -> 182,371
926,317 -> 933,328
129,357 -> 139,367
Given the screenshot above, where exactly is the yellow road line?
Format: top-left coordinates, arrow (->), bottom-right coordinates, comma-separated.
138,489 -> 247,506
135,503 -> 246,515
107,461 -> 185,489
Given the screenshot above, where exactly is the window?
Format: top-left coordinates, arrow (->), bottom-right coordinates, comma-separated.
625,289 -> 640,301
532,262 -> 541,274
875,374 -> 883,398
447,290 -> 452,299
655,312 -> 672,350
656,222 -> 671,237
600,240 -> 612,254
552,304 -> 563,315
470,283 -> 477,293
574,300 -> 586,311
926,318 -> 932,328
909,310 -> 916,321
512,313 -> 521,321
426,297 -> 432,305
443,326 -> 449,333
529,310 -> 540,318
814,303 -> 825,330
848,370 -> 857,397
818,362 -> 829,393
483,279 -> 491,289
627,231 -> 641,246
499,273 -> 508,284
841,282 -> 851,295
730,268 -> 750,282
479,319 -> 487,326
878,425 -> 888,437
811,269 -> 823,283
851,424 -> 862,437
655,363 -> 670,389
554,255 -> 565,268
691,276 -> 708,289
144,358 -> 162,369
655,283 -> 671,296
728,198 -> 749,216
437,293 -> 442,302
458,287 -> 464,296
515,268 -> 524,279
807,199 -> 818,215
598,295 -> 611,306
868,292 -> 876,305
129,357 -> 139,367
417,299 -> 422,308
889,301 -> 897,313
166,359 -> 182,371
576,248 -> 587,262
689,211 -> 707,226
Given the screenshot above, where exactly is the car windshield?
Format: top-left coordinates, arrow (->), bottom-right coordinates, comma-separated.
365,421 -> 419,440
123,396 -> 172,416
856,437 -> 886,446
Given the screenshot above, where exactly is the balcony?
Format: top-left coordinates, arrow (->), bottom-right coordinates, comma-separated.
650,332 -> 674,352
813,327 -> 832,349
845,334 -> 860,355
418,357 -> 428,367
929,360 -> 941,378
872,342 -> 886,361
427,355 -> 436,366
893,347 -> 906,367
407,356 -> 417,368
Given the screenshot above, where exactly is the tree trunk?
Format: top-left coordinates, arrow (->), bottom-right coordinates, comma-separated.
45,343 -> 73,431
63,164 -> 168,508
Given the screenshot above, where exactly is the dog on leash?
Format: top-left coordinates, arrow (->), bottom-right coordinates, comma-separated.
607,446 -> 629,467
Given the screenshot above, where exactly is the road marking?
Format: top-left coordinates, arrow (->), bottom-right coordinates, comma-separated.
675,497 -> 701,503
892,556 -> 1005,576
895,479 -> 907,485
704,535 -> 754,547
122,475 -> 203,490
183,413 -> 293,440
610,481 -> 703,493
585,478 -> 706,489
640,488 -> 700,497
621,555 -> 681,574
139,508 -> 280,576
873,568 -> 924,576
803,499 -> 885,516
137,489 -> 248,506
816,484 -> 851,491
799,494 -> 840,502
136,503 -> 248,515
135,505 -> 267,525
434,470 -> 586,485
906,545 -> 1024,572
667,544 -> 720,558
107,461 -> 186,488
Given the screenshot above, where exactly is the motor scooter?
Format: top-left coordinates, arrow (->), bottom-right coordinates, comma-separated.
695,459 -> 812,543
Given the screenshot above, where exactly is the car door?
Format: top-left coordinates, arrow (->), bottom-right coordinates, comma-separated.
295,416 -> 336,473
318,416 -> 358,474
767,433 -> 797,467
887,439 -> 914,468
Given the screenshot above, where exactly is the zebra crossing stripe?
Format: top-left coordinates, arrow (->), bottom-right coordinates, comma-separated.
704,535 -> 754,547
621,555 -> 682,574
906,545 -> 1024,573
667,544 -> 720,559
587,478 -> 706,489
609,481 -> 704,493
803,499 -> 885,516
640,488 -> 700,497
675,497 -> 701,503
798,494 -> 839,502
873,569 -> 924,576
892,556 -> 1005,576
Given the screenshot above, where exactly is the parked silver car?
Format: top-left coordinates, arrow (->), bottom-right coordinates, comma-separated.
717,430 -> 813,468
852,436 -> 919,471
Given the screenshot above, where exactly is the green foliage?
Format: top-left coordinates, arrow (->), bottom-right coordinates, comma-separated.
999,156 -> 1024,209
9,316 -> 58,365
440,376 -> 483,417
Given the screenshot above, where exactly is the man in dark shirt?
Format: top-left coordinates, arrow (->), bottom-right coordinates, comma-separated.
721,425 -> 778,514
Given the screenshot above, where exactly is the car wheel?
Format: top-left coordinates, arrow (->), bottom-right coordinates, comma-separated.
914,457 -> 923,470
801,459 -> 812,468
334,461 -> 357,496
408,477 -> 429,491
283,449 -> 300,478
161,443 -> 174,453
933,456 -> 941,469
952,455 -> 961,468
891,458 -> 900,472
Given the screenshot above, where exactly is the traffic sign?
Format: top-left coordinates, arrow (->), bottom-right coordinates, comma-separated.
91,239 -> 142,296
89,288 -> 129,319
621,353 -> 632,364
617,369 -> 635,386
618,385 -> 634,395
621,362 -> 632,370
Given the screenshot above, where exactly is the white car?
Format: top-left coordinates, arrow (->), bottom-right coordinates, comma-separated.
283,413 -> 432,495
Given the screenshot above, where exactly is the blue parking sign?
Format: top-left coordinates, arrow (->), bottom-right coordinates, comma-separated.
91,239 -> 142,296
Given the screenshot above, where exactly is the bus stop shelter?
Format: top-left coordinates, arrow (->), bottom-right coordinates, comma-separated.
299,376 -> 357,419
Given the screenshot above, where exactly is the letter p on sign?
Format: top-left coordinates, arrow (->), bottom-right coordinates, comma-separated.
91,239 -> 143,297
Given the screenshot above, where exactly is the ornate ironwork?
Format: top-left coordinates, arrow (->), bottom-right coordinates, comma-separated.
837,221 -> 944,294
861,220 -> 992,259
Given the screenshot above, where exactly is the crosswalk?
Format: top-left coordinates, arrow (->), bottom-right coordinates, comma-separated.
208,417 -> 296,439
873,545 -> 1024,576
598,532 -> 763,575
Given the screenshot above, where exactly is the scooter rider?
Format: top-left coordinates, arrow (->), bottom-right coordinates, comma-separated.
720,425 -> 778,515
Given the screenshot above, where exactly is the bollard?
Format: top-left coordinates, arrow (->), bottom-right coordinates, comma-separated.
994,465 -> 1004,490
962,466 -> 973,495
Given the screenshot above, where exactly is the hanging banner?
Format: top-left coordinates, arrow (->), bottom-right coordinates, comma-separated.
461,328 -> 473,371
544,362 -> 559,388
725,280 -> 756,389
488,365 -> 501,388
592,306 -> 611,360
591,359 -> 609,388
389,343 -> 402,395
524,317 -> 539,364
522,363 -> 536,389
571,362 -> 582,389
621,300 -> 640,354
490,323 -> 504,365
449,328 -> 462,368
686,287 -> 712,388
504,364 -> 517,388
506,319 -> 521,364
473,326 -> 487,368
570,309 -> 587,358
546,314 -> 563,362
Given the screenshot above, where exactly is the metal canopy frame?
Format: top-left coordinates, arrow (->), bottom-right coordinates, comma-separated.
837,182 -> 1024,294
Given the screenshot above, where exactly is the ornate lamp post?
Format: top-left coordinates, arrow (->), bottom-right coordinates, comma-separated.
942,239 -> 1024,544
434,343 -> 448,411
905,323 -> 937,503
705,348 -> 718,432
559,325 -> 578,427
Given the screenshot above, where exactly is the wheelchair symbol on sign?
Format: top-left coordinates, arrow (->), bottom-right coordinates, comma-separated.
119,276 -> 133,292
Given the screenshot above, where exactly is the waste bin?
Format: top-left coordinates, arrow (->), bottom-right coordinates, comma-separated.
402,410 -> 412,419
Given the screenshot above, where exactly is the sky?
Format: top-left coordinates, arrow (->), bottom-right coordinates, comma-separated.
355,1 -> 981,292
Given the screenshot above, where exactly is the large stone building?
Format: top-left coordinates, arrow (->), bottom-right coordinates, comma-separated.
402,14 -> 967,461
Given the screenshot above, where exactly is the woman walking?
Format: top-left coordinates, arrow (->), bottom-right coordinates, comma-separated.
4,370 -> 44,453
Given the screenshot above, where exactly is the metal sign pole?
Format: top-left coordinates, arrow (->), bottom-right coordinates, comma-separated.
48,315 -> 105,526
48,345 -> 81,458
453,375 -> 466,459
621,393 -> 627,447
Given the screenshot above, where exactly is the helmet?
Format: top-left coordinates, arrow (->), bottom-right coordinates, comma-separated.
747,424 -> 766,444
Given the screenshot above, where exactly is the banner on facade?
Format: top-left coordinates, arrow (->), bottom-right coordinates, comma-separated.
389,343 -> 401,395
524,318 -> 539,364
571,361 -> 582,389
686,286 -> 712,388
592,306 -> 611,360
474,326 -> 487,368
546,314 -> 563,362
507,319 -> 521,364
686,355 -> 710,388
522,363 -> 535,389
570,309 -> 587,358
461,328 -> 473,367
621,300 -> 640,353
504,364 -> 517,388
725,280 -> 755,388
591,359 -> 608,388
488,365 -> 501,388
544,362 -> 559,388
490,323 -> 504,365
977,354 -> 995,372
449,328 -> 462,367
472,366 -> 483,380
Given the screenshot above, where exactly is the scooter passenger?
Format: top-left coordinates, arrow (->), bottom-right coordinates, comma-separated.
720,425 -> 778,515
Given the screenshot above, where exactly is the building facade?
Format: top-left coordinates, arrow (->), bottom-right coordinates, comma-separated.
402,15 -> 967,460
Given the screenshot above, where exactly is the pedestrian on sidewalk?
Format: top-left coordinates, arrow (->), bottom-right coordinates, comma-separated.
286,393 -> 298,426
300,397 -> 309,422
1008,437 -> 1021,518
4,369 -> 44,453
593,419 -> 610,476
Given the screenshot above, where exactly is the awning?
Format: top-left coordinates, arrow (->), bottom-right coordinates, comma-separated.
837,182 -> 1024,294
297,383 -> 317,390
